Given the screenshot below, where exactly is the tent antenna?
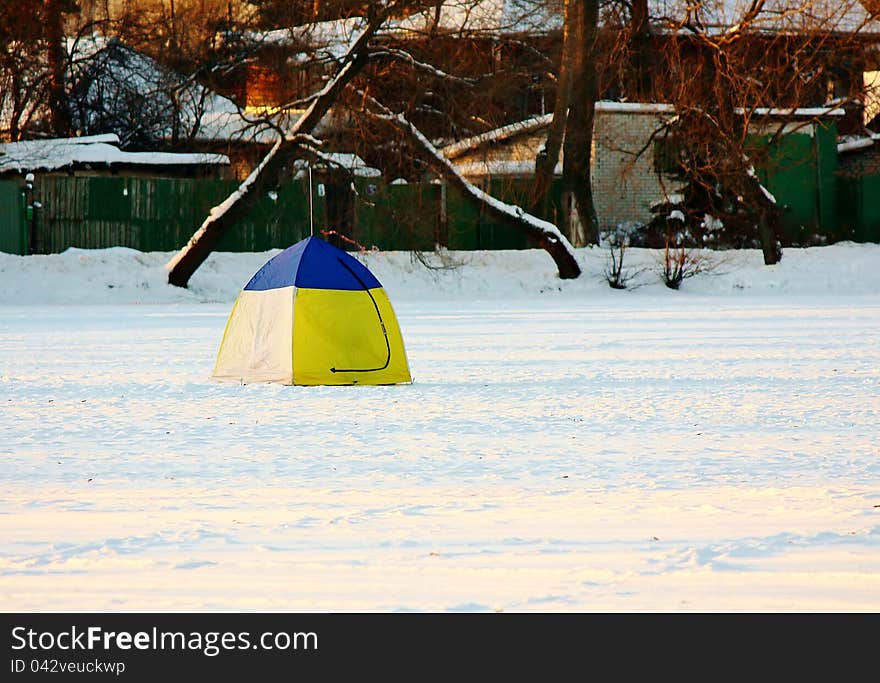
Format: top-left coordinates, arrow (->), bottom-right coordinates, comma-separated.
308,162 -> 314,236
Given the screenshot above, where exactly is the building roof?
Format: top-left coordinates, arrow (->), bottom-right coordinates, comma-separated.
0,134 -> 229,174
68,36 -> 285,145
442,102 -> 844,162
648,0 -> 880,36
238,0 -> 563,54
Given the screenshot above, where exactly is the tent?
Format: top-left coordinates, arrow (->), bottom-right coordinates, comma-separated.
213,235 -> 412,385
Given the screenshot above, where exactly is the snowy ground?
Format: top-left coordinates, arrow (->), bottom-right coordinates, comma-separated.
1,243 -> 879,611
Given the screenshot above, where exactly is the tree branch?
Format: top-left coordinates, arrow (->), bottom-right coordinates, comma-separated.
165,9 -> 389,287
359,93 -> 581,279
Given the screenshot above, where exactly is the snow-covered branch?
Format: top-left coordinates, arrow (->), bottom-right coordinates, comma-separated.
367,48 -> 477,85
165,9 -> 390,288
358,94 -> 580,279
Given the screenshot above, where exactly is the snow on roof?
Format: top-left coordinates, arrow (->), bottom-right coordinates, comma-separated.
244,17 -> 366,61
740,105 -> 847,117
0,135 -> 229,174
837,133 -> 880,153
443,101 -> 847,160
18,133 -> 120,146
241,0 -> 562,53
596,102 -> 677,114
394,0 -> 562,35
455,159 -> 561,177
241,1 -> 878,41
292,152 -> 382,178
189,102 -> 287,145
442,114 -> 552,160
65,35 -> 290,146
647,0 -> 880,35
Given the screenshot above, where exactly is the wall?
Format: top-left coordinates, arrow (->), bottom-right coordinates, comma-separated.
451,104 -> 677,235
590,104 -> 676,233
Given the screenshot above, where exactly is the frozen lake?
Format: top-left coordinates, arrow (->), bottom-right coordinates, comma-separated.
2,296 -> 879,611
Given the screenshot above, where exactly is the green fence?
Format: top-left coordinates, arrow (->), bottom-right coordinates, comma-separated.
353,179 -> 441,251
754,121 -> 842,245
446,177 -> 565,250
3,160 -> 877,256
11,174 -> 543,255
0,180 -> 26,255
835,173 -> 880,243
33,176 -> 313,254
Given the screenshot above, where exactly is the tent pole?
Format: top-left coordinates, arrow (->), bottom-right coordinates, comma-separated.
308,163 -> 314,236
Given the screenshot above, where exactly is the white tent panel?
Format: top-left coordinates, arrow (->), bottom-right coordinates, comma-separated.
213,286 -> 294,383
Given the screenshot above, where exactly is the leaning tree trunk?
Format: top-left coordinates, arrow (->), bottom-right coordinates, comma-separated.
166,15 -> 384,288
754,190 -> 783,265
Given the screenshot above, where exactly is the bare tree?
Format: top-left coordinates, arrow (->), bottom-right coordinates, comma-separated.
166,1 -> 582,287
618,0 -> 880,265
560,0 -> 599,246
47,0 -> 77,137
0,2 -> 46,140
361,94 -> 580,277
165,4 -> 394,287
0,0 -> 80,140
531,0 -> 575,220
530,0 -> 599,246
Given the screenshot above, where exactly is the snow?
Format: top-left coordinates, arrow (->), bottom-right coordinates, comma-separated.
649,0 -> 880,35
293,153 -> 382,178
837,136 -> 875,154
62,35 -> 287,146
0,135 -> 229,174
1,242 -> 879,612
243,1 -> 561,51
252,18 -> 366,61
455,160 -> 560,177
193,105 -> 286,145
738,106 -> 846,118
442,104 -> 679,161
594,102 -> 676,114
442,114 -> 553,160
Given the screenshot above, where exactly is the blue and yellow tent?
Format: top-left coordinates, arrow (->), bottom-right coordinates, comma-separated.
213,236 -> 411,385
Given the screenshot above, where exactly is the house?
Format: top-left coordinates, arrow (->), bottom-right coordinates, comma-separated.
1,33 -> 287,180
440,102 -> 869,245
8,1 -> 877,253
631,0 -> 880,134
0,134 -> 229,180
211,2 -> 562,148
